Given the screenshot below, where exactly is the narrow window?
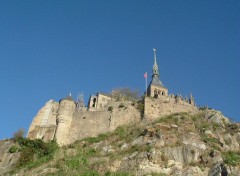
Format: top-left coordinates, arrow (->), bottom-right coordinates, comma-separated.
92,98 -> 96,107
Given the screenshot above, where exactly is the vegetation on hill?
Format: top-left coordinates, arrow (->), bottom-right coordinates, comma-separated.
4,111 -> 240,175
9,138 -> 58,174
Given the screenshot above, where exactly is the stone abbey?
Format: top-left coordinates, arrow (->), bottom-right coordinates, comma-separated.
27,49 -> 198,146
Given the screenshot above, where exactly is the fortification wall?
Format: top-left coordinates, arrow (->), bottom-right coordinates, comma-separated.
67,101 -> 141,143
55,99 -> 76,146
144,96 -> 198,119
27,95 -> 199,145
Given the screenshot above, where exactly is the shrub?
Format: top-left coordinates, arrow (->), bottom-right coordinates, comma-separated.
13,128 -> 25,140
108,106 -> 113,112
137,100 -> 144,112
15,138 -> 58,168
111,88 -> 140,101
191,115 -> 197,121
118,103 -> 125,108
9,145 -> 18,153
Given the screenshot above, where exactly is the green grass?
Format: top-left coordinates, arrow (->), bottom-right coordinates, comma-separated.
105,172 -> 132,176
202,136 -> 219,144
84,133 -> 109,144
115,126 -> 128,139
151,173 -> 168,176
223,151 -> 240,166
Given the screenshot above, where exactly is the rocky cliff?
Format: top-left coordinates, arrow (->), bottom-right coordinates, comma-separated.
0,109 -> 240,176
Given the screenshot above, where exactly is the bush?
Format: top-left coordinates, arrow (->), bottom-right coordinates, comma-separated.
9,145 -> 18,153
108,106 -> 113,112
118,103 -> 125,108
137,100 -> 144,112
15,138 -> 58,168
111,88 -> 140,101
13,129 -> 25,140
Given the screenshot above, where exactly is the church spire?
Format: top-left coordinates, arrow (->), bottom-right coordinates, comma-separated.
152,48 -> 159,76
150,48 -> 163,86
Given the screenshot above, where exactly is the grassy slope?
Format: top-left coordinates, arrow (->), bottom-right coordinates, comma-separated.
7,111 -> 240,176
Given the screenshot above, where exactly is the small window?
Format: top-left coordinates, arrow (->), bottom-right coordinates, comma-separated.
92,98 -> 97,107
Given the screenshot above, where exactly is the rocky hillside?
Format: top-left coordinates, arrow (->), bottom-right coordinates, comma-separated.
1,110 -> 240,176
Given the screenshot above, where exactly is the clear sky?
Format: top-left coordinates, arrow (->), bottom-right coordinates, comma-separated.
0,0 -> 239,139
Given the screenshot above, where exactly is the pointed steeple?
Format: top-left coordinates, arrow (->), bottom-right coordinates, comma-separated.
153,48 -> 159,75
150,48 -> 164,86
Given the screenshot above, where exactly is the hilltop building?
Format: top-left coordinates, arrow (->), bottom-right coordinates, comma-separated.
143,49 -> 197,119
27,49 -> 198,146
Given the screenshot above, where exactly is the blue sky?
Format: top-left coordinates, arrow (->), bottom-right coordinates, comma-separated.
0,0 -> 239,139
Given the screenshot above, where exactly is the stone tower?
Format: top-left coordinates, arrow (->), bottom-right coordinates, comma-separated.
55,94 -> 76,146
147,49 -> 168,98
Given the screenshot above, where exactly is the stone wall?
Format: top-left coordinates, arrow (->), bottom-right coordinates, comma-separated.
144,96 -> 198,119
88,93 -> 112,111
67,101 -> 141,144
27,95 -> 199,146
97,93 -> 112,110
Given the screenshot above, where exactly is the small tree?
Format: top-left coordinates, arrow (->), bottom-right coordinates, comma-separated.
111,88 -> 140,101
13,128 -> 25,139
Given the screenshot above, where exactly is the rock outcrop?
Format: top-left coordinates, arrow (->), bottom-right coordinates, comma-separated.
1,110 -> 240,176
0,140 -> 19,175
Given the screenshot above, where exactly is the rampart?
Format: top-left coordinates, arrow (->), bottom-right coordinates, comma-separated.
144,96 -> 198,119
67,101 -> 141,144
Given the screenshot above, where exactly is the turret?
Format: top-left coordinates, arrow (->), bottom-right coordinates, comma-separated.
55,94 -> 76,146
